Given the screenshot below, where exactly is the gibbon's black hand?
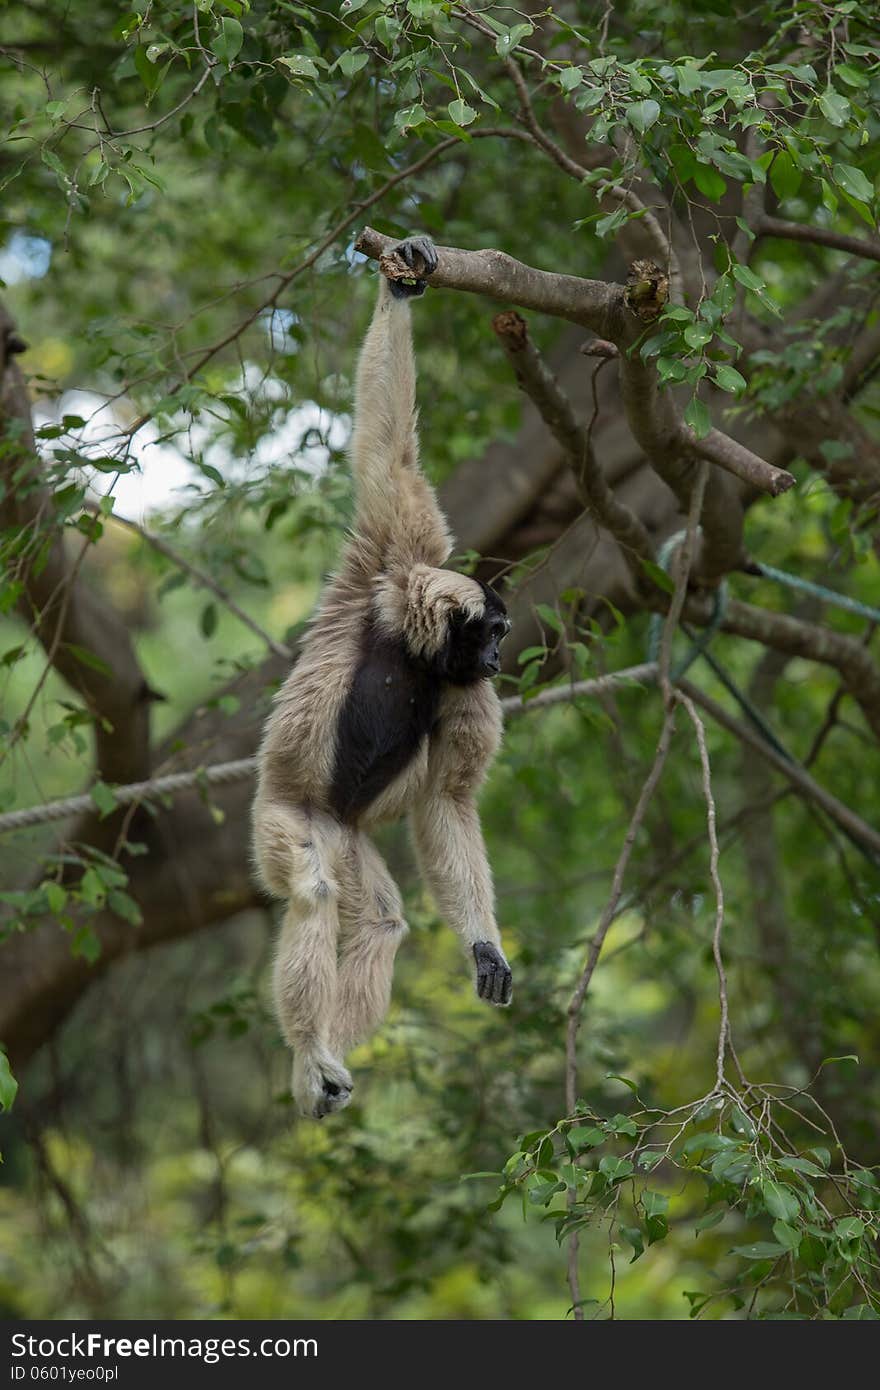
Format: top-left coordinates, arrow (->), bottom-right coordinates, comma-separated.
387,235 -> 438,299
473,941 -> 513,1006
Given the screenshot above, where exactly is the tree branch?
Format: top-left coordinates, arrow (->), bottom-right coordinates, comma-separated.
677,676 -> 880,860
491,309 -> 655,578
356,227 -> 795,515
0,312 -> 154,783
757,216 -> 880,265
720,596 -> 880,740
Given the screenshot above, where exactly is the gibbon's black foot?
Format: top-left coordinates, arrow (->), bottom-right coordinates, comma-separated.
473,941 -> 513,1006
292,1048 -> 353,1119
386,235 -> 438,299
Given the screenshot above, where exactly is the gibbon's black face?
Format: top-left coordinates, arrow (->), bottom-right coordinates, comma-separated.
439,583 -> 510,685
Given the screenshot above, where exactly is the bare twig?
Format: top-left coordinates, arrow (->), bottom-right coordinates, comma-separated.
562,707 -> 676,1319
108,512 -> 294,661
678,693 -> 731,1087
658,462 -> 708,703
757,216 -> 880,264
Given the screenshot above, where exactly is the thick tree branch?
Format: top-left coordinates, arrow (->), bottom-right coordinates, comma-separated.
356,225 -> 618,335
356,228 -> 795,516
491,309 -> 655,578
0,311 -> 153,783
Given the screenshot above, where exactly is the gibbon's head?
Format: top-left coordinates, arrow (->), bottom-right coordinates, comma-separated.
374,565 -> 510,683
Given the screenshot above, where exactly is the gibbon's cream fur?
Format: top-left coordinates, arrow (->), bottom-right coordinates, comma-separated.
252,237 -> 511,1118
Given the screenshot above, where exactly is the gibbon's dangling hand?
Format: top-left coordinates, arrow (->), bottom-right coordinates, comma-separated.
252,234 -> 512,1119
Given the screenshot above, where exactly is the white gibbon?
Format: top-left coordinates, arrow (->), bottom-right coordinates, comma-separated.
252,237 -> 512,1118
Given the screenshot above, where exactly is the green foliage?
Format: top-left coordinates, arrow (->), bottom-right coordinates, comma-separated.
477,1086 -> 880,1319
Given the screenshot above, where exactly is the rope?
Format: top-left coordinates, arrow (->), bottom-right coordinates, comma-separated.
0,663 -> 660,835
752,560 -> 880,627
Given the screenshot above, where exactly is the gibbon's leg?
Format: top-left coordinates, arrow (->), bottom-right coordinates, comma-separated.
350,238 -> 452,571
411,794 -> 512,1006
330,832 -> 409,1058
266,805 -> 354,1118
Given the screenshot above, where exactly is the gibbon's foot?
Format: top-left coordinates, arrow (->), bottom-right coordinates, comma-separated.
386,235 -> 438,299
473,941 -> 513,1006
292,1046 -> 353,1119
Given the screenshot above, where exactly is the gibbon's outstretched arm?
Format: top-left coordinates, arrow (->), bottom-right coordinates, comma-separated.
411,792 -> 513,1006
349,238 -> 453,573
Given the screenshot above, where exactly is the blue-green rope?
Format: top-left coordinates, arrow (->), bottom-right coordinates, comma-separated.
751,561 -> 880,627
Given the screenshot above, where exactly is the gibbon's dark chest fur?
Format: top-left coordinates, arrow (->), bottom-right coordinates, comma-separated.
329,622 -> 442,824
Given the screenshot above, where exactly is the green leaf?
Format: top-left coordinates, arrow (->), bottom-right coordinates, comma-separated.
495,23 -> 533,57
134,45 -> 162,95
338,50 -> 369,78
108,889 -> 142,926
693,164 -> 727,201
833,165 -> 873,205
730,1105 -> 756,1138
557,67 -> 583,92
201,603 -> 218,638
598,1155 -> 635,1181
604,1073 -> 640,1092
676,64 -> 703,96
684,396 -> 711,438
595,206 -> 632,239
211,16 -> 243,66
778,1156 -> 825,1178
714,363 -> 747,394
621,1224 -> 645,1262
90,781 -> 118,819
834,1217 -> 865,1240
820,1053 -> 859,1068
79,867 -> 106,907
448,99 -> 477,127
566,1125 -> 605,1150
277,55 -> 320,80
694,1209 -> 725,1232
769,151 -> 802,200
772,1220 -> 801,1251
834,62 -> 869,89
375,15 -> 402,48
64,644 -> 113,678
535,603 -> 564,634
730,1242 -> 787,1260
642,1190 -> 669,1217
0,1051 -> 18,1112
761,1180 -> 800,1223
45,882 -> 67,915
394,105 -> 427,131
684,322 -> 712,349
732,263 -> 764,292
640,558 -> 675,595
818,89 -> 851,127
626,99 -> 660,135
